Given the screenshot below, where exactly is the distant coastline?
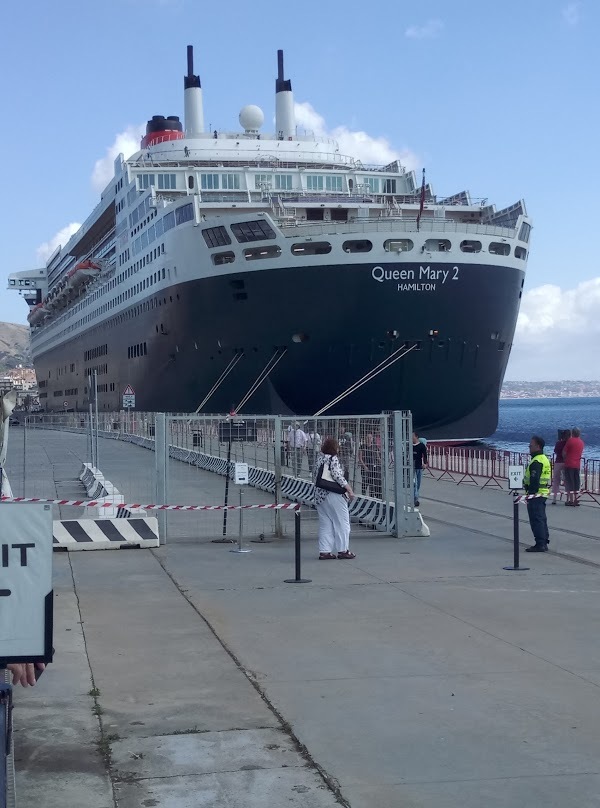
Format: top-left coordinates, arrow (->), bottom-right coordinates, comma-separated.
501,381 -> 600,399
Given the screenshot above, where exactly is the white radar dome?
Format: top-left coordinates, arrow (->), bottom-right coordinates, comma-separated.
239,105 -> 264,132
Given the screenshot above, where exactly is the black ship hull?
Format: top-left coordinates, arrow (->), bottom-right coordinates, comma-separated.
34,260 -> 524,438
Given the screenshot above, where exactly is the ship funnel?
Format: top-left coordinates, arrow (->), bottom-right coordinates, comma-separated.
184,45 -> 204,136
275,49 -> 296,140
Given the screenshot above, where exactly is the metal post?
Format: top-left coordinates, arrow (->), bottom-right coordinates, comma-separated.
284,510 -> 311,583
155,413 -> 168,544
382,413 -> 390,532
213,427 -> 235,543
93,370 -> 99,470
230,487 -> 251,553
392,410 -> 412,537
22,418 -> 27,497
222,435 -> 232,537
274,416 -> 282,537
504,495 -> 529,571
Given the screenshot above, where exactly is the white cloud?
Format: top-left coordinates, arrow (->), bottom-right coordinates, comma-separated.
91,125 -> 144,192
506,277 -> 600,379
294,101 -> 418,170
405,19 -> 444,39
562,2 -> 581,25
35,223 -> 82,264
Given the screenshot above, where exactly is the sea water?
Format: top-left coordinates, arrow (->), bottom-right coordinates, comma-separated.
488,397 -> 600,457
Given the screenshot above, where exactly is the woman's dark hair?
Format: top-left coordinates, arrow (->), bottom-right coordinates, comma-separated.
321,436 -> 339,456
562,429 -> 572,440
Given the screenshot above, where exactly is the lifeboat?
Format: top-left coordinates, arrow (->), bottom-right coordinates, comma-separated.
27,303 -> 47,326
66,259 -> 101,291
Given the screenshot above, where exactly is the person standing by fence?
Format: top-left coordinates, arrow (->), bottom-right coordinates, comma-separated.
314,437 -> 355,559
524,435 -> 551,552
412,432 -> 428,506
563,427 -> 585,506
551,429 -> 570,504
358,432 -> 382,499
305,426 -> 321,476
288,422 -> 307,477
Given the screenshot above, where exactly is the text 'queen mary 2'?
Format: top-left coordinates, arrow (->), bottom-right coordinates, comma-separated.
9,47 -> 531,438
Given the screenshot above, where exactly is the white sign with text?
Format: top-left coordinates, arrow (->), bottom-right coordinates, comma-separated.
508,465 -> 524,490
234,462 -> 249,485
0,503 -> 53,663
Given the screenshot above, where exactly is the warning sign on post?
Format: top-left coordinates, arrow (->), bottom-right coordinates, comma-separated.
0,503 -> 54,664
122,384 -> 136,409
508,465 -> 524,490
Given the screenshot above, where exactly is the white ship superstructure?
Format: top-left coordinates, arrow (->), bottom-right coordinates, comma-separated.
8,47 -> 531,437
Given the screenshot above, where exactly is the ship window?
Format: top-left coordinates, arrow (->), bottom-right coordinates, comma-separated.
138,174 -> 155,190
384,239 -> 413,252
331,208 -> 348,221
255,174 -> 272,190
202,226 -> 232,248
383,179 -> 397,193
364,177 -> 380,193
326,175 -> 343,191
274,174 -> 293,190
489,242 -> 510,256
212,251 -> 236,265
342,239 -> 372,253
424,239 -> 451,252
291,242 -> 332,256
518,222 -> 531,243
162,267 -> 165,279
515,246 -> 527,259
221,174 -> 241,190
175,203 -> 194,225
188,176 -> 194,189
244,245 -> 281,260
155,217 -> 164,237
201,173 -> 219,190
148,224 -> 155,244
163,211 -> 175,231
158,173 -> 177,190
306,175 -> 324,191
141,231 -> 148,249
460,240 -> 482,253
231,220 -> 276,243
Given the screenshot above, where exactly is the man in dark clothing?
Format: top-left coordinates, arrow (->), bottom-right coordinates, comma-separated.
412,432 -> 428,506
524,435 -> 551,552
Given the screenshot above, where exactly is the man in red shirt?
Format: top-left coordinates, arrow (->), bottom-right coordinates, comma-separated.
563,427 -> 584,506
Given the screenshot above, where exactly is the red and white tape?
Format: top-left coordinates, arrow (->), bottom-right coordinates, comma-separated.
0,496 -> 300,511
513,494 -> 548,503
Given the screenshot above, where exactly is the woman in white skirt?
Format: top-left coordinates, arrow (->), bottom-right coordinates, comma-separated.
314,436 -> 356,559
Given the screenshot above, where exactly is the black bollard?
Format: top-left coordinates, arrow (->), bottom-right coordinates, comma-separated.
503,494 -> 529,571
284,510 -> 311,583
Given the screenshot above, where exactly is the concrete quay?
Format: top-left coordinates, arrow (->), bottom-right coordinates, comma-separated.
4,428 -> 600,807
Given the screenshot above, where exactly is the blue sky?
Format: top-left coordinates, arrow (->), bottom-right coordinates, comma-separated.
1,0 -> 598,379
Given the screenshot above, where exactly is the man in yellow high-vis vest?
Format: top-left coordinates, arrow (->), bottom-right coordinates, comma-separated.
524,435 -> 551,552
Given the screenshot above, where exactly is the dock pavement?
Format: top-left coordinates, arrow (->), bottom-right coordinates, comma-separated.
5,427 -> 600,807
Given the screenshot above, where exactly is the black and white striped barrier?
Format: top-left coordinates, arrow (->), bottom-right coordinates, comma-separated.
53,517 -> 159,550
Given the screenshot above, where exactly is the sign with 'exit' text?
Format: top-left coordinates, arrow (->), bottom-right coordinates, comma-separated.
0,503 -> 54,664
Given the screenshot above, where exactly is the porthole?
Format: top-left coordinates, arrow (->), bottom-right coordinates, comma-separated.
291,242 -> 332,256
342,239 -> 372,253
460,240 -> 482,253
384,239 -> 413,253
489,242 -> 510,256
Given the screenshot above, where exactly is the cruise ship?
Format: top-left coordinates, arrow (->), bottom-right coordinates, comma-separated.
8,47 -> 531,438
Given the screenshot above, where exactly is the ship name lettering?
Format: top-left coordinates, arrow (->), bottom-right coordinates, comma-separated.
371,266 -> 415,283
419,266 -> 451,283
397,283 -> 436,292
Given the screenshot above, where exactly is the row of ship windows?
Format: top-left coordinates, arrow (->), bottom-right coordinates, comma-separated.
131,203 -> 193,257
42,382 -> 117,399
211,239 -> 528,265
202,221 -> 276,248
128,342 -> 148,359
135,172 -> 402,194
84,344 -> 108,362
